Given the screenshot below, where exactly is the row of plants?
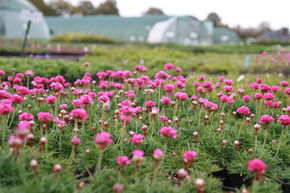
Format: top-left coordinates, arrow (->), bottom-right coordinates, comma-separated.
0,60 -> 289,192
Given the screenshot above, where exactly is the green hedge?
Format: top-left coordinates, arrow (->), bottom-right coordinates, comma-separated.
51,33 -> 116,44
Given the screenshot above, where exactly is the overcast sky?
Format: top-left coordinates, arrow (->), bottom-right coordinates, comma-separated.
55,0 -> 289,29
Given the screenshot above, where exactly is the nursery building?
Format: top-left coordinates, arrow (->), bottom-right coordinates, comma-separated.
0,0 -> 50,39
46,15 -> 240,45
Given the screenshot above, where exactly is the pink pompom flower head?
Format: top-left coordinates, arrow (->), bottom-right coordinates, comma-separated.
183,151 -> 197,171
71,136 -> 81,153
95,131 -> 113,170
277,115 -> 290,126
259,115 -> 274,129
95,131 -> 113,150
236,106 -> 250,118
132,149 -> 144,175
159,126 -> 177,139
37,112 -> 53,124
247,158 -> 267,181
130,134 -> 145,148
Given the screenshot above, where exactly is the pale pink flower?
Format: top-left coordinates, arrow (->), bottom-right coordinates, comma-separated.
95,131 -> 113,149
159,126 -> 177,139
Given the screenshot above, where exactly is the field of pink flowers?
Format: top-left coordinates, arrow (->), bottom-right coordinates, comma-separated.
0,60 -> 289,193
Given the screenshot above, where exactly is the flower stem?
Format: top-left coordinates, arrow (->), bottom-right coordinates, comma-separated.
97,148 -> 103,170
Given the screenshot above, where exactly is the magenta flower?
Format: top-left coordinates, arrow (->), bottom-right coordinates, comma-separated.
247,158 -> 267,180
132,149 -> 144,163
183,151 -> 197,165
37,112 -> 53,123
242,95 -> 251,102
277,115 -> 290,126
259,115 -> 275,125
164,63 -> 174,70
236,106 -> 250,116
46,95 -> 57,104
0,103 -> 13,115
71,136 -> 81,145
159,126 -> 177,139
131,134 -> 145,146
95,131 -> 113,149
145,100 -> 155,108
117,156 -> 131,167
164,84 -> 175,92
153,149 -> 163,161
18,112 -> 34,121
280,81 -> 289,87
70,109 -> 88,121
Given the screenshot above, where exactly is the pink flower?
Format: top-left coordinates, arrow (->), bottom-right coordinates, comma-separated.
131,134 -> 145,145
95,131 -> 113,149
70,109 -> 88,121
259,84 -> 271,93
271,86 -> 280,92
0,103 -> 13,115
242,95 -> 251,102
50,82 -> 64,92
256,78 -> 263,83
183,151 -> 197,164
247,158 -> 267,173
46,95 -> 57,104
254,93 -> 263,100
277,115 -> 290,126
284,88 -> 290,95
160,97 -> 172,105
159,126 -> 177,139
37,112 -> 53,123
117,156 -> 131,167
280,81 -> 289,87
236,106 -> 250,116
145,100 -> 155,108
175,67 -> 182,73
98,95 -> 110,104
0,70 -> 5,76
59,104 -> 68,109
164,84 -> 175,92
71,136 -> 81,145
132,149 -> 144,163
17,121 -> 31,136
174,92 -> 188,101
263,93 -> 275,101
153,149 -> 163,161
19,112 -> 34,121
198,75 -> 206,81
220,95 -> 228,102
164,63 -> 174,70
225,79 -> 233,85
259,115 -> 274,125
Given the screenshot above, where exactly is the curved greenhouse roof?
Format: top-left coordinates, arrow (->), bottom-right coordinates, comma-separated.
46,15 -> 215,45
46,15 -> 171,42
0,0 -> 50,39
213,28 -> 240,44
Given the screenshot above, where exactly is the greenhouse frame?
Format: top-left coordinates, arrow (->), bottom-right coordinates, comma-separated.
46,15 -> 240,45
0,0 -> 50,39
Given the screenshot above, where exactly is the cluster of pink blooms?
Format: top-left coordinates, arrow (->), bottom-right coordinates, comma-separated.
0,59 -> 289,192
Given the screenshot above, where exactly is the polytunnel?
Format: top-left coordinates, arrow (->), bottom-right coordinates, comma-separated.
0,0 -> 50,39
45,15 -> 214,45
213,27 -> 240,44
